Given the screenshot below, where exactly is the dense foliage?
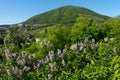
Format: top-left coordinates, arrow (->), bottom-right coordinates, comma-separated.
0,17 -> 120,80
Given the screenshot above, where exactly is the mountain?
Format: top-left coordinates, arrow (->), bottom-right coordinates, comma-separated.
22,5 -> 110,25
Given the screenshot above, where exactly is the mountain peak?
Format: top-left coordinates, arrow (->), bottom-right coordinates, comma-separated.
23,5 -> 110,25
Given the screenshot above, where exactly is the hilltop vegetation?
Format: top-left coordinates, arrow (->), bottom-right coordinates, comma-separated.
23,6 -> 110,25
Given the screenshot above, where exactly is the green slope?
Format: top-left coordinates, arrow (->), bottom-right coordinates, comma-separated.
23,5 -> 110,25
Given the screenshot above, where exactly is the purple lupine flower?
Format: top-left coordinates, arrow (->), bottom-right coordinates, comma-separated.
12,53 -> 17,58
70,43 -> 77,50
23,66 -> 31,72
57,49 -> 63,58
61,59 -> 66,67
48,73 -> 52,80
49,51 -> 54,61
5,49 -> 12,61
44,56 -> 49,63
33,63 -> 38,69
79,42 -> 84,51
37,60 -> 43,68
95,42 -> 99,50
47,40 -> 50,48
39,59 -> 44,64
36,62 -> 41,68
17,58 -> 25,65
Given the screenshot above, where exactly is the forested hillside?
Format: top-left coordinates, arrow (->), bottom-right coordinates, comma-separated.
23,6 -> 110,25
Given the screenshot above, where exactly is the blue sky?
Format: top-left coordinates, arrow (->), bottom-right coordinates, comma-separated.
0,0 -> 120,25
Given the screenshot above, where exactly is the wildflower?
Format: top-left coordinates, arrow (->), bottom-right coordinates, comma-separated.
44,56 -> 49,63
47,40 -> 50,48
48,73 -> 52,80
70,43 -> 77,50
33,63 -> 38,69
23,66 -> 31,72
39,59 -> 44,64
17,58 -> 25,65
49,51 -> 54,61
90,43 -> 94,50
95,42 -> 99,50
5,49 -> 12,61
79,42 -> 84,51
57,49 -> 63,58
84,37 -> 88,43
61,59 -> 66,67
37,60 -> 43,68
12,53 -> 17,58
36,62 -> 41,68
